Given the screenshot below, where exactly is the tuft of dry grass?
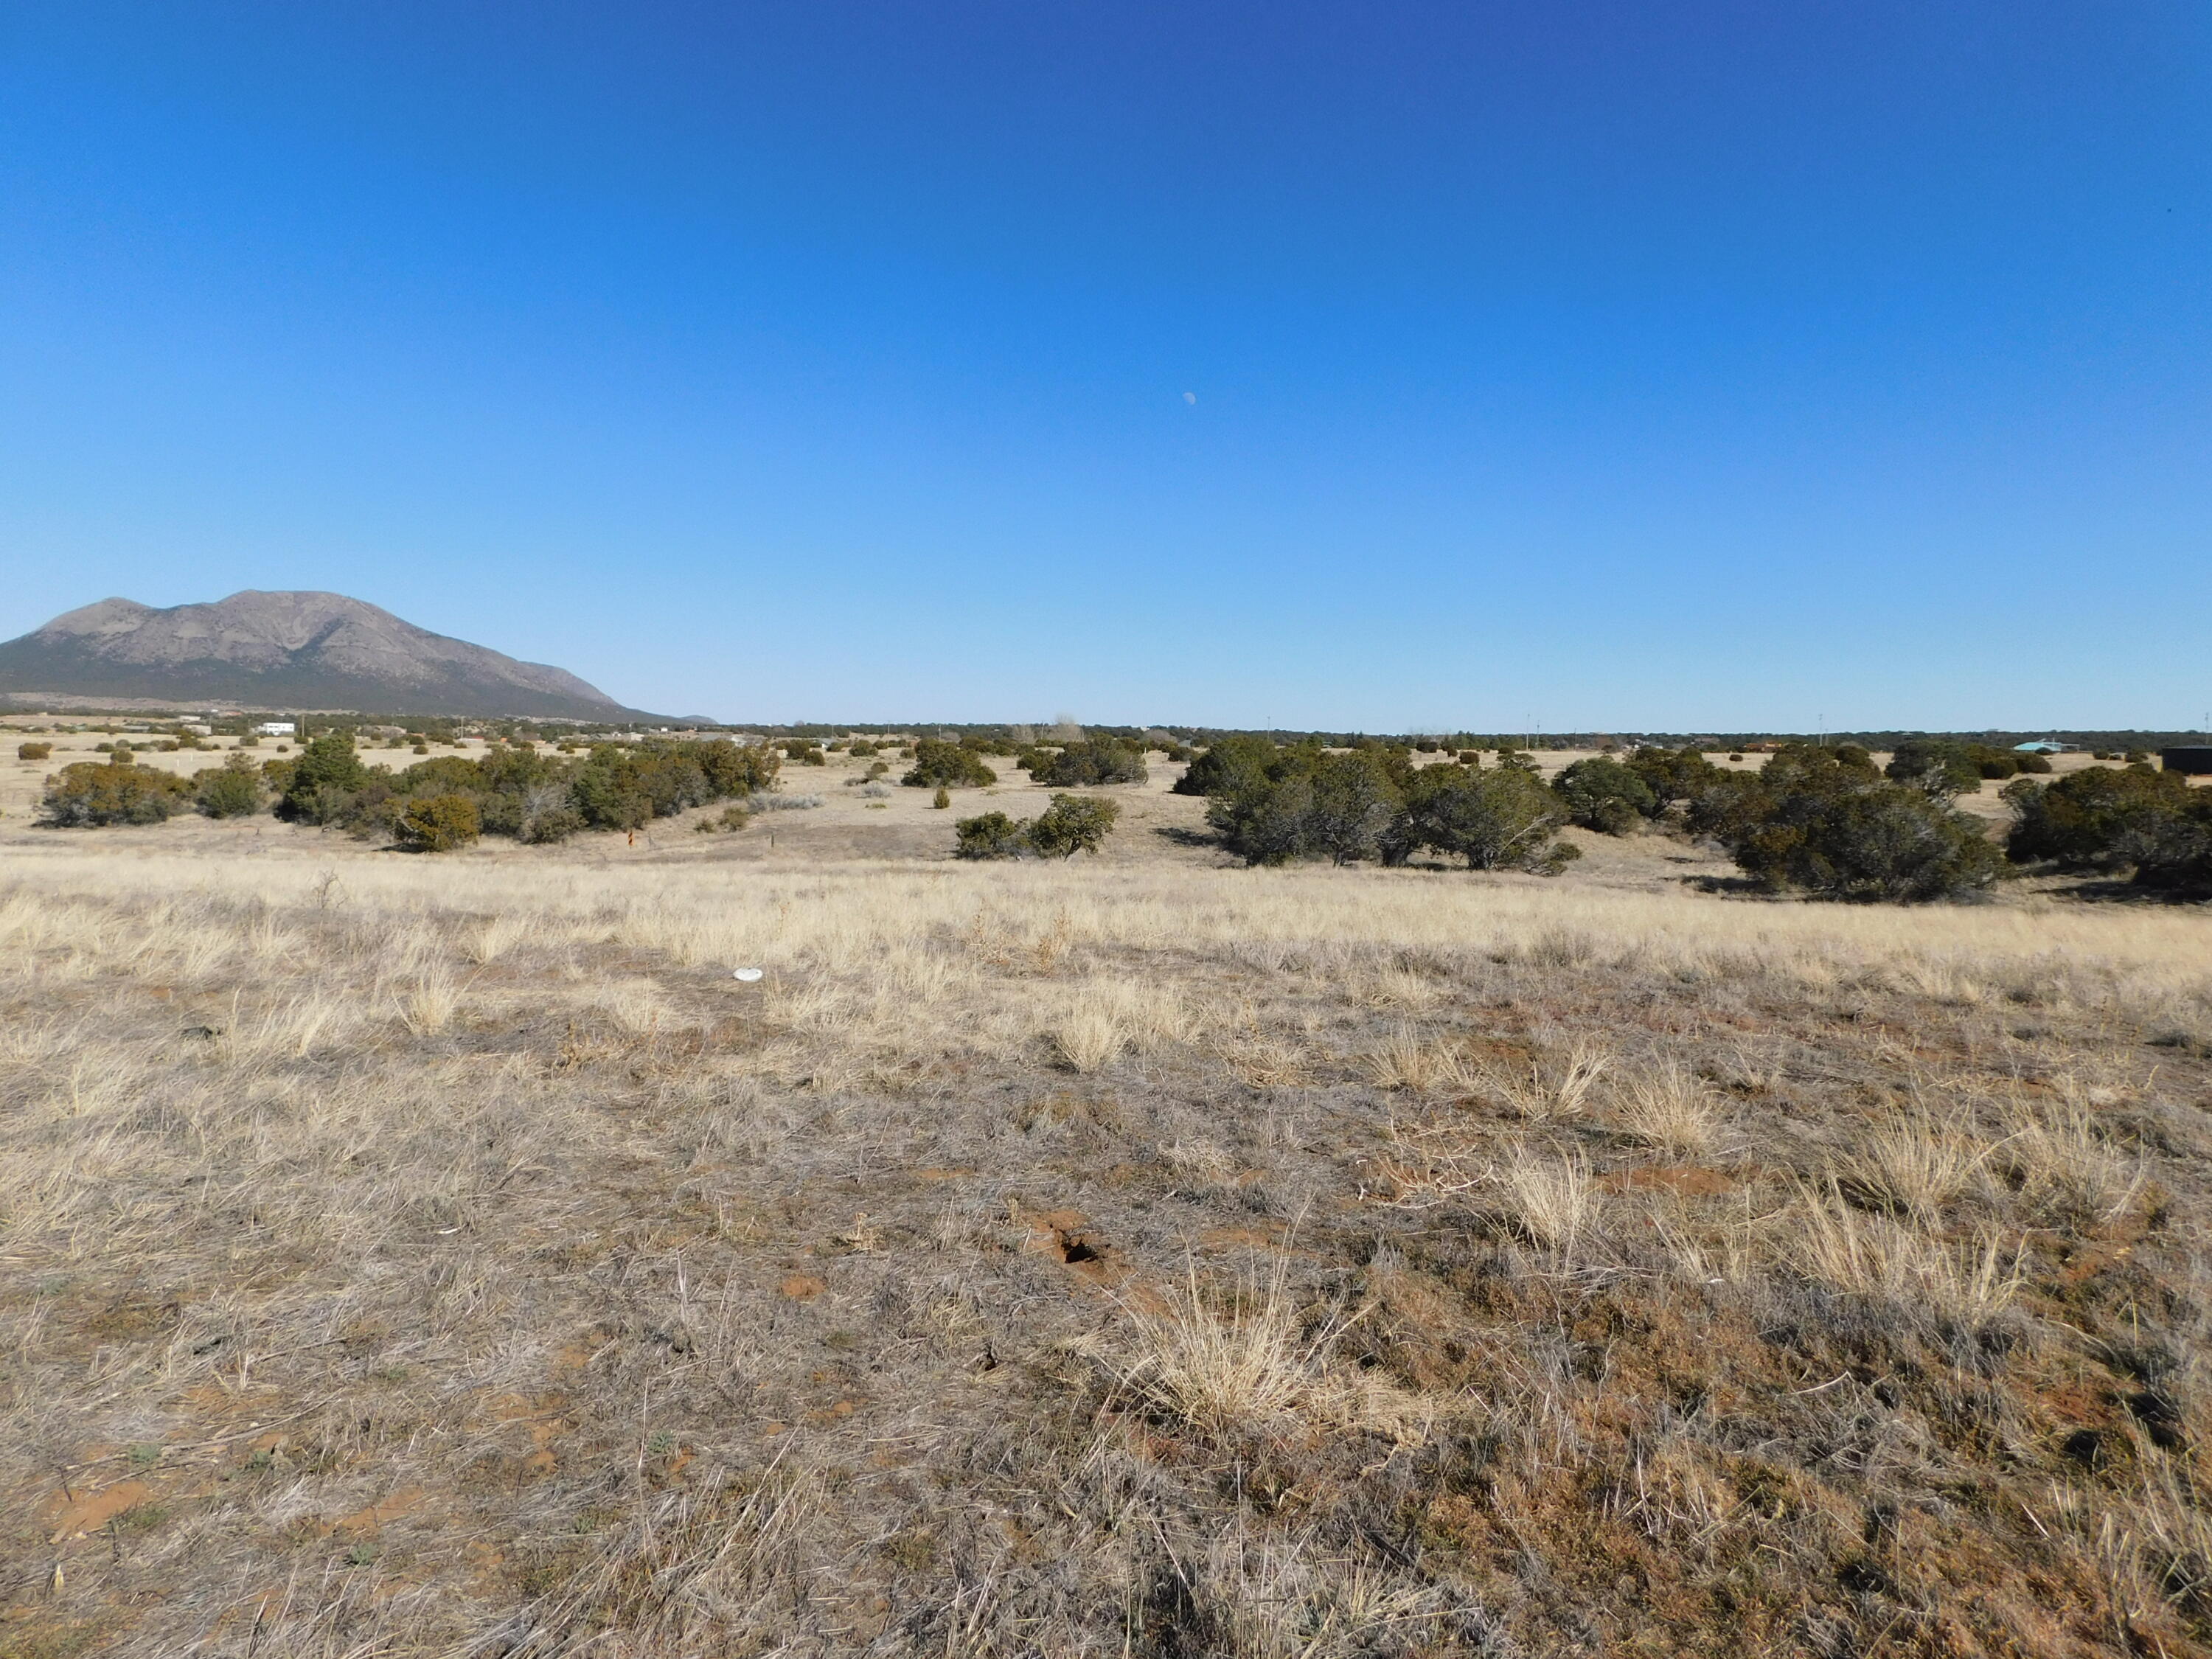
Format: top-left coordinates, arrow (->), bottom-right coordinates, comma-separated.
1833,1109 -> 1988,1224
396,965 -> 462,1035
1479,1037 -> 1610,1120
463,912 -> 532,965
1495,1150 -> 1602,1256
1611,1062 -> 1722,1158
1113,1259 -> 1430,1445
1364,1025 -> 1471,1093
1996,1084 -> 2145,1223
1790,1183 -> 2022,1325
1051,1005 -> 1125,1073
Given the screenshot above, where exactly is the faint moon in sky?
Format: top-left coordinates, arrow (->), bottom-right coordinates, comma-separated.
1182,391 -> 1197,405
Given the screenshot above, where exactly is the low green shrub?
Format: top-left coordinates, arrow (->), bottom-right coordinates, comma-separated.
902,740 -> 997,788
1028,738 -> 1147,787
396,793 -> 481,852
953,796 -> 1122,858
39,759 -> 194,827
1624,746 -> 1722,818
193,754 -> 266,818
953,810 -> 1028,859
2004,765 -> 2211,887
1027,793 -> 1120,858
1382,763 -> 1579,873
1883,740 -> 1981,800
276,734 -> 373,824
1172,736 -> 1277,798
1699,745 -> 2001,900
1554,757 -> 1655,835
17,742 -> 52,761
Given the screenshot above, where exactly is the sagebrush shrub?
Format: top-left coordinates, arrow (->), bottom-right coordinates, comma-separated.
17,742 -> 52,761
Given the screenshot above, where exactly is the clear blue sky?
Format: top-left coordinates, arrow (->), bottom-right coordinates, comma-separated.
3,2 -> 2206,731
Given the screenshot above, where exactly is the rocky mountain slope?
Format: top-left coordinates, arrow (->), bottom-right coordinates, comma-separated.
0,591 -> 641,717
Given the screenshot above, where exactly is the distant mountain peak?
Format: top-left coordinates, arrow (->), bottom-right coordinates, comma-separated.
0,591 -> 647,718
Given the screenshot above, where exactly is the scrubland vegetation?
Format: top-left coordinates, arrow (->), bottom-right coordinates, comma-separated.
36,735 -> 783,847
2,836 -> 2210,1656
24,727 -> 2210,900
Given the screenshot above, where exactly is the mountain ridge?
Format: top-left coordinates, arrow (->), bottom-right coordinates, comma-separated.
0,591 -> 653,719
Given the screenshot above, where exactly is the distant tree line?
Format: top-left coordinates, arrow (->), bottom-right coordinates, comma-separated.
37,734 -> 782,852
1169,734 -> 2210,900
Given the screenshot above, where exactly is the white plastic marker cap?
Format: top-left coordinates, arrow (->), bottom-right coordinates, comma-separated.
732,967 -> 765,982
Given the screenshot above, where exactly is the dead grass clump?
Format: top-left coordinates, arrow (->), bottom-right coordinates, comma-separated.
1160,1138 -> 1240,1186
1495,1151 -> 1602,1256
1052,1004 -> 1126,1074
1611,1063 -> 1722,1158
1997,1087 -> 2145,1223
1200,1531 -> 1478,1657
1833,1111 -> 1988,1224
2090,1458 -> 2212,1650
1479,1038 -> 1610,1120
396,967 -> 462,1036
1356,963 -> 1443,1012
1790,1184 -> 2021,1326
1046,978 -> 1194,1072
464,913 -> 532,964
1220,1034 -> 1309,1090
1114,1260 -> 1429,1445
1364,1025 -> 1471,1093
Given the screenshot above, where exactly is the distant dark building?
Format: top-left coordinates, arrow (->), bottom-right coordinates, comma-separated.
2162,747 -> 2212,776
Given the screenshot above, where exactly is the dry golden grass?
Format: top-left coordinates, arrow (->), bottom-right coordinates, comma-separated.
1610,1062 -> 1724,1157
1478,1037 -> 1611,1120
1833,1108 -> 1990,1222
0,839 -> 2208,1656
1494,1150 -> 1603,1255
1790,1183 -> 2024,1326
1110,1259 -> 1429,1445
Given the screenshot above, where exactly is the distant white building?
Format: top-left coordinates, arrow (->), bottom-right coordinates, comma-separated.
2014,740 -> 2072,754
256,720 -> 296,737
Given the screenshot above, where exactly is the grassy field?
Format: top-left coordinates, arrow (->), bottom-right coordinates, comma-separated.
3,764 -> 2211,1656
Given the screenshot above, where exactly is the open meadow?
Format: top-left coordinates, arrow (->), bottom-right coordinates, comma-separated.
4,763 -> 2211,1657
